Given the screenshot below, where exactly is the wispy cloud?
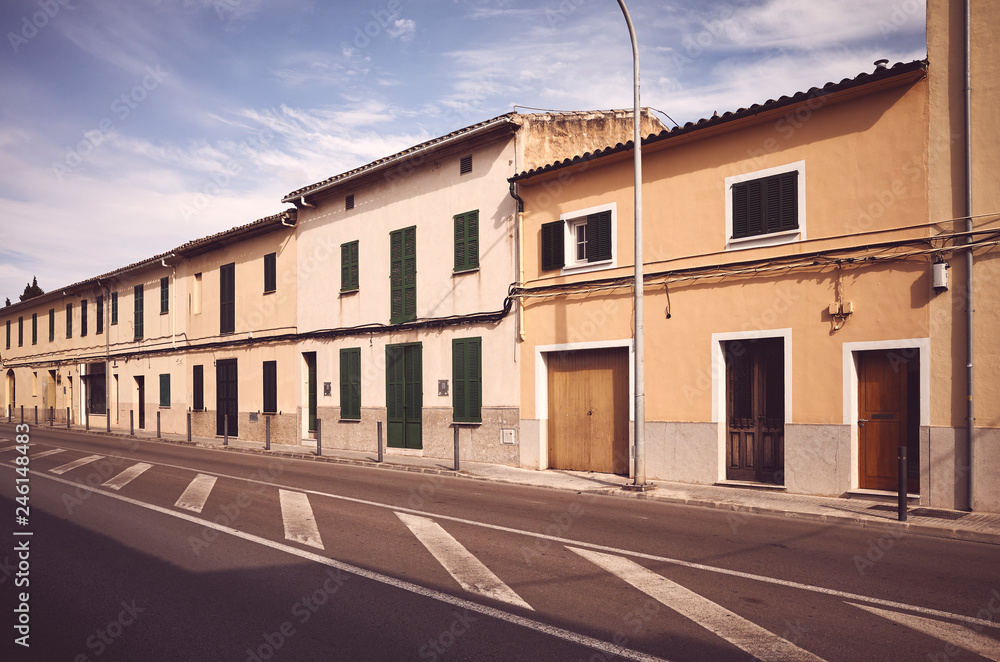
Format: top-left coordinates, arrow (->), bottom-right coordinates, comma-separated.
387,18 -> 416,42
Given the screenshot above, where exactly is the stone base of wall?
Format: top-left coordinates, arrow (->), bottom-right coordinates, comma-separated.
311,406 -> 520,466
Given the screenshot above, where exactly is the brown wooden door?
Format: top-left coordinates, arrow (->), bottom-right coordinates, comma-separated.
547,348 -> 629,475
859,351 -> 909,491
726,339 -> 784,483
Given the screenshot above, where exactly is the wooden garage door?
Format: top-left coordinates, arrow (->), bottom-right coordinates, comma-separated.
547,348 -> 629,475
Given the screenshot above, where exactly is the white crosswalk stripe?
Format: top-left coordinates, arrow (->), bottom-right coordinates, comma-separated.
31,449 -> 66,459
279,489 -> 324,550
49,454 -> 104,475
570,547 -> 826,662
849,603 -> 1000,660
396,512 -> 533,610
174,474 -> 217,513
102,463 -> 153,491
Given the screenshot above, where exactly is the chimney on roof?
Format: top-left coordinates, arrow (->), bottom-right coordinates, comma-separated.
874,59 -> 889,71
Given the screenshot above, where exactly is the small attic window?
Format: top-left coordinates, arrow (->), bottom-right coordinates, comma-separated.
346,194 -> 355,210
460,155 -> 473,175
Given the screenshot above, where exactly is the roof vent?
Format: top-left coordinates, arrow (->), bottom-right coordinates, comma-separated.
874,59 -> 889,71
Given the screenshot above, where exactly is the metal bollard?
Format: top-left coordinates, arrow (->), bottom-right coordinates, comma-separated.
898,446 -> 908,522
107,408 -> 110,433
66,407 -> 70,429
156,411 -> 161,439
315,418 -> 322,456
265,415 -> 270,450
20,405 -> 23,424
187,412 -> 191,442
86,412 -> 90,431
377,421 -> 383,463
130,410 -> 134,436
34,406 -> 38,425
224,415 -> 228,446
454,426 -> 460,472
50,406 -> 54,427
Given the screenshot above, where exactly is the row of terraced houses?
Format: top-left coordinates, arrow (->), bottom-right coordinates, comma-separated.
2,0 -> 998,512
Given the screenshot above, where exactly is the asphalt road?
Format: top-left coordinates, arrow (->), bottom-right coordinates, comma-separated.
1,424 -> 998,661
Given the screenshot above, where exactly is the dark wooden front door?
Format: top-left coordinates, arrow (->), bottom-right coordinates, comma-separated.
386,343 -> 422,449
859,350 -> 919,492
726,338 -> 784,483
216,359 -> 238,437
547,348 -> 630,475
304,352 -> 317,433
135,376 -> 145,429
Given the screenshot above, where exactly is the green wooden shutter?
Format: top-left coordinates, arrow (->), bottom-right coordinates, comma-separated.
220,263 -> 235,334
160,277 -> 169,313
66,303 -> 73,338
133,285 -> 143,339
403,227 -> 416,322
404,343 -> 422,448
48,309 -> 54,342
264,253 -> 277,293
159,374 -> 170,407
111,292 -> 118,325
341,241 -> 359,291
386,345 -> 404,445
733,183 -> 749,238
778,171 -> 798,231
263,361 -> 277,413
339,348 -> 361,419
31,313 -> 37,345
452,338 -> 482,422
454,210 -> 479,271
390,230 -> 403,322
541,221 -> 565,271
586,210 -> 612,262
193,365 -> 204,410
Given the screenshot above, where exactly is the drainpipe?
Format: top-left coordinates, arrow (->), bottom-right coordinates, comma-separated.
509,182 -> 526,342
963,0 -> 975,511
299,195 -> 316,209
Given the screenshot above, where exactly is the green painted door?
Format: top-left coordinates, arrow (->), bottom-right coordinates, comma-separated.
386,343 -> 421,449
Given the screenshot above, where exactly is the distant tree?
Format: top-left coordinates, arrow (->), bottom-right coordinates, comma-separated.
19,276 -> 43,302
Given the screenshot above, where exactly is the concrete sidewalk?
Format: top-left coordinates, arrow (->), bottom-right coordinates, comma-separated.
9,418 -> 1000,545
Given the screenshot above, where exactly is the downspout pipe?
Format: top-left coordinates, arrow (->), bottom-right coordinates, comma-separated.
508,182 -> 526,342
963,0 -> 975,511
299,195 -> 316,209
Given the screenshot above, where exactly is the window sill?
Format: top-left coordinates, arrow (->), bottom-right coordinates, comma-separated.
453,267 -> 479,276
263,289 -> 276,295
560,259 -> 614,276
452,420 -> 482,426
160,311 -> 169,316
339,417 -> 361,423
727,229 -> 801,251
339,288 -> 359,296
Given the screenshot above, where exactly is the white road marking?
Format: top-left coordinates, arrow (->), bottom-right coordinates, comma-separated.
49,454 -> 104,475
31,449 -> 66,459
102,463 -> 153,491
18,446 -> 998,632
570,547 -> 826,662
279,489 -> 324,550
397,512 -> 533,610
849,603 -> 1000,660
10,465 -> 672,662
174,474 -> 217,513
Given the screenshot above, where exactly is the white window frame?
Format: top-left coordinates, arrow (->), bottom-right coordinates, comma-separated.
725,160 -> 806,251
560,202 -> 617,275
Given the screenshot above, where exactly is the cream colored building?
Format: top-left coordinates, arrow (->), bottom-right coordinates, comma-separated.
1,211 -> 300,444
510,0 -> 999,511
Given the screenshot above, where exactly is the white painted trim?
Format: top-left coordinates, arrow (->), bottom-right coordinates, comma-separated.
559,202 -> 618,275
842,338 -> 930,490
724,160 -> 806,251
711,329 -> 793,482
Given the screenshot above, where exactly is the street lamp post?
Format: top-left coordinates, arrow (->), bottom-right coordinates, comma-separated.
616,0 -> 652,491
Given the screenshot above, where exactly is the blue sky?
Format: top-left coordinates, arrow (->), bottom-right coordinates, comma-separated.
0,0 -> 926,303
